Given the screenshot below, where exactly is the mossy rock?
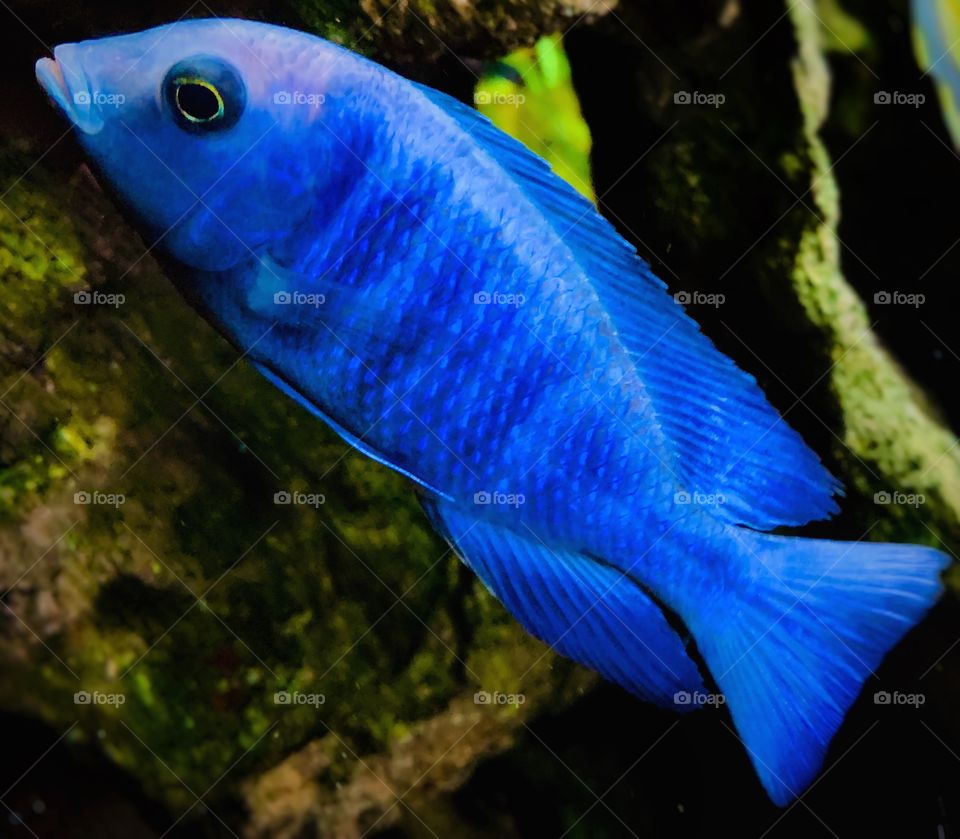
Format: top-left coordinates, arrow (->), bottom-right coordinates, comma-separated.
0,143 -> 590,832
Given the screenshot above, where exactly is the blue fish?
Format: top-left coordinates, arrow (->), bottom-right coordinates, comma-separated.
912,0 -> 960,147
36,18 -> 948,804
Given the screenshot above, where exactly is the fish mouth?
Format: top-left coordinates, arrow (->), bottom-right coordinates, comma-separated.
36,47 -> 105,135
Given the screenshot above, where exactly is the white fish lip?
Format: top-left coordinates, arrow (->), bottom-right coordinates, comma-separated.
36,47 -> 105,136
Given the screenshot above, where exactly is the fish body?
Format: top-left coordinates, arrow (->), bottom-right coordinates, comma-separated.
913,0 -> 960,147
37,19 -> 949,805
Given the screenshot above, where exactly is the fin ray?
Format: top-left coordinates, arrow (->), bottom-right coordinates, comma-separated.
673,529 -> 948,803
415,82 -> 841,529
423,498 -> 706,707
253,362 -> 453,500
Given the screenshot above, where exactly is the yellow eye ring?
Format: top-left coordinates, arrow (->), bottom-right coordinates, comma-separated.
163,57 -> 245,133
174,77 -> 225,124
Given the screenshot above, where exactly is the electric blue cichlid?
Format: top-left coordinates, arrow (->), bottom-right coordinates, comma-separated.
912,0 -> 960,148
36,18 -> 949,805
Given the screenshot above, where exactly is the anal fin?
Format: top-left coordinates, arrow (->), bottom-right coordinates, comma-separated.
423,498 -> 705,708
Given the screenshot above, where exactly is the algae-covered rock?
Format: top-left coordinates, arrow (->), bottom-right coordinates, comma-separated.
574,0 -> 960,555
0,144 -> 590,835
290,0 -> 616,62
0,6 -> 612,836
787,1 -> 960,563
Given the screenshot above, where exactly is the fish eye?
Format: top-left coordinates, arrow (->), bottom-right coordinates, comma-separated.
163,57 -> 245,133
176,79 -> 223,123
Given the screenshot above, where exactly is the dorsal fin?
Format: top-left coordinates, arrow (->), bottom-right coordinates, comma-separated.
415,83 -> 841,529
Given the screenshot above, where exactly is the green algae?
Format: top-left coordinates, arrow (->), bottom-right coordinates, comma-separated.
0,144 -> 572,817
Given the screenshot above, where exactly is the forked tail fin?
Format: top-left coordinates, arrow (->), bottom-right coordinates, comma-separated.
677,529 -> 948,804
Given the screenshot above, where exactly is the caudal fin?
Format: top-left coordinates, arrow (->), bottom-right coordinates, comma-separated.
681,530 -> 948,805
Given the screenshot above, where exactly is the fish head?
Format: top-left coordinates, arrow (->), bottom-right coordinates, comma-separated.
36,19 -> 356,272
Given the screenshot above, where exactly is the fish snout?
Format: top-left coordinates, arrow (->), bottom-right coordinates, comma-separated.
36,45 -> 106,135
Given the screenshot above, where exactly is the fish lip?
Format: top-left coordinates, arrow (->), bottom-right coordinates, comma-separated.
36,47 -> 104,136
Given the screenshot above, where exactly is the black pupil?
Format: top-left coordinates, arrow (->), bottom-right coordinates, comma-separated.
177,82 -> 219,121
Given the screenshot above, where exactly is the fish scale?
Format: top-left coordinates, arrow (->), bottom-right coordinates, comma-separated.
267,189 -> 657,531
37,18 -> 950,806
